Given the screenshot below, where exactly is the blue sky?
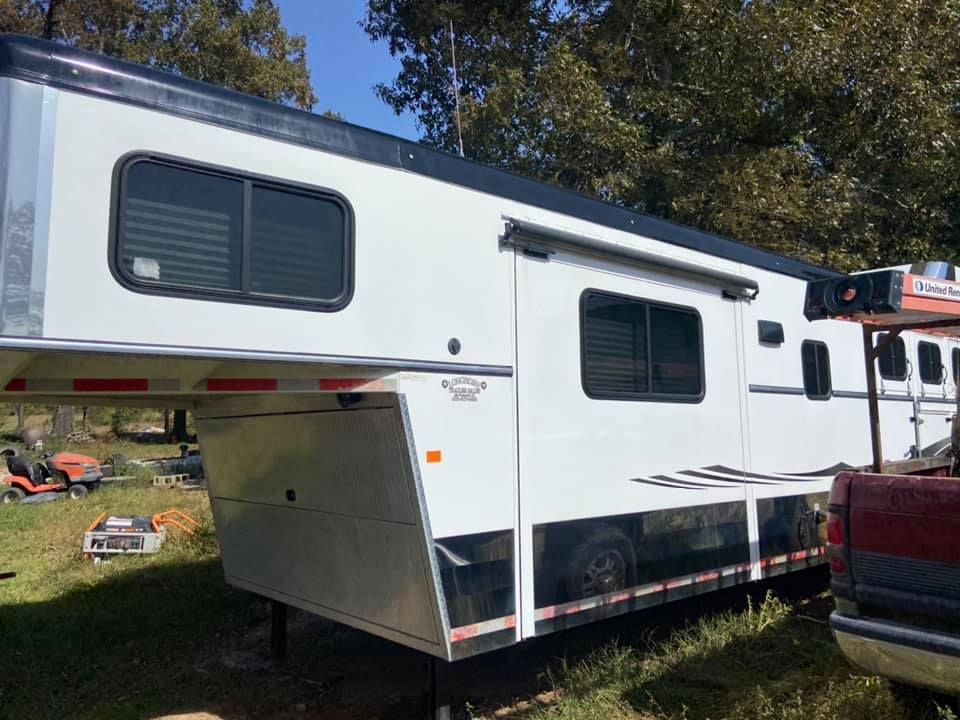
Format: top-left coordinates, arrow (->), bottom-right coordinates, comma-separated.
275,0 -> 419,140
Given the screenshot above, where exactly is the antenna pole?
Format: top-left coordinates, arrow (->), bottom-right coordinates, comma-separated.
449,20 -> 465,157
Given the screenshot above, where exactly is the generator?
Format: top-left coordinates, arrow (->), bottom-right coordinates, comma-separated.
83,510 -> 199,562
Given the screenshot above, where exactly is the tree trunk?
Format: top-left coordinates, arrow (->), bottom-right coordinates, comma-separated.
163,409 -> 171,435
42,0 -> 62,40
171,409 -> 188,442
51,405 -> 74,437
15,404 -> 24,432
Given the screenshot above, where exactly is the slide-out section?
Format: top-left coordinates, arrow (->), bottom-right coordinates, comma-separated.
195,393 -> 452,658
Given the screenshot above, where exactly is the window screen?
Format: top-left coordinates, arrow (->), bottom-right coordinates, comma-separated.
876,334 -> 907,381
918,342 -> 943,384
581,290 -> 703,401
801,340 -> 831,399
116,158 -> 351,309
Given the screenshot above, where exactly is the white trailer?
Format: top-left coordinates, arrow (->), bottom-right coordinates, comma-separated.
0,35 -> 956,662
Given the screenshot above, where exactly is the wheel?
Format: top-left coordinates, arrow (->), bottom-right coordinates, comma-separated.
0,446 -> 18,458
1,486 -> 25,504
565,526 -> 637,600
67,484 -> 89,500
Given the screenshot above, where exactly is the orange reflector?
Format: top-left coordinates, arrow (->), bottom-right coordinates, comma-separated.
426,450 -> 442,464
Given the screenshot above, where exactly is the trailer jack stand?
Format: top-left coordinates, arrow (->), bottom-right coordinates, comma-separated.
426,655 -> 451,720
271,600 -> 287,664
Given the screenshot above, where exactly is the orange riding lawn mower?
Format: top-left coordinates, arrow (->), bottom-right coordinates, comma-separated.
0,450 -> 102,504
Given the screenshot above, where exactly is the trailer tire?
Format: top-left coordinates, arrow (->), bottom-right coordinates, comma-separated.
565,526 -> 636,600
67,484 -> 89,500
1,486 -> 25,504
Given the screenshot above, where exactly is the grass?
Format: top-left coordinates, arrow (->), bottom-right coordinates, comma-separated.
0,481 -> 270,720
506,592 -> 958,720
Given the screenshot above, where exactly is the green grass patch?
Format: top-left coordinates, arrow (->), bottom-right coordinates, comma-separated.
512,593 -> 957,720
0,483 -> 266,719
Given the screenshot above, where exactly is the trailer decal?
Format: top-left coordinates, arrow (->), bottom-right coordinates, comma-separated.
632,464 -> 848,490
442,376 -> 487,402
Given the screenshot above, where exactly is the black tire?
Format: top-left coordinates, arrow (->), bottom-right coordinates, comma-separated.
0,446 -> 18,458
1,486 -> 25,504
565,526 -> 637,600
67,484 -> 89,500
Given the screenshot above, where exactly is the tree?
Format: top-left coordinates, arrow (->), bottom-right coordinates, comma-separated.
51,405 -> 73,436
171,408 -> 188,443
364,1 -> 960,272
1,0 -> 317,108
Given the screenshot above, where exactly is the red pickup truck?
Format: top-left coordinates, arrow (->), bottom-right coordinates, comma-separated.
828,469 -> 960,694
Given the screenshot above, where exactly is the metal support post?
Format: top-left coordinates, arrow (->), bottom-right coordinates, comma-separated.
426,655 -> 451,720
271,600 -> 287,663
863,325 -> 884,473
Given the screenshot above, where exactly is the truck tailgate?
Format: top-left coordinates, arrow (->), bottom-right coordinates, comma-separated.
850,474 -> 960,610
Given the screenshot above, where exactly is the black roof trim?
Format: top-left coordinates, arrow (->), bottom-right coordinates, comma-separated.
0,34 -> 838,281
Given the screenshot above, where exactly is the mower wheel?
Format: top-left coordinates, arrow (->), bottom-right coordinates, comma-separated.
67,484 -> 89,500
1,486 -> 25,504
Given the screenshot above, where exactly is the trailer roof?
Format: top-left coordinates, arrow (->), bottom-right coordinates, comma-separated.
0,34 -> 839,283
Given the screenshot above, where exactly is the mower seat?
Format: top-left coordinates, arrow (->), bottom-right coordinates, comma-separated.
6,455 -> 50,486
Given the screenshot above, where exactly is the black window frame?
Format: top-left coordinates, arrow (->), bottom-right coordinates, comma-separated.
580,288 -> 705,403
876,333 -> 907,382
801,339 -> 832,400
110,152 -> 355,312
918,341 -> 944,385
953,348 -> 960,384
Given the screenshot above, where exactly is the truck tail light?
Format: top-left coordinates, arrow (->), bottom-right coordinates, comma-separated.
826,511 -> 848,575
826,471 -> 853,576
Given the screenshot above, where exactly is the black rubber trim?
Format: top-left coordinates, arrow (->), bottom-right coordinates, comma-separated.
855,583 -> 960,621
0,34 -> 842,282
831,612 -> 960,659
748,384 -> 805,396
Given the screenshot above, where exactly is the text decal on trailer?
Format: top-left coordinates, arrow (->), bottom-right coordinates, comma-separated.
912,278 -> 960,301
442,377 -> 487,402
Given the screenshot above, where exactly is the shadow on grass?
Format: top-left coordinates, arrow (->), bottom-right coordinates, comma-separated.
0,557 -> 264,720
506,579 -> 954,720
5,558 -> 905,720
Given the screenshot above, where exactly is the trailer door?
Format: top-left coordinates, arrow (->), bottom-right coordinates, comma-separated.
514,242 -> 753,638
